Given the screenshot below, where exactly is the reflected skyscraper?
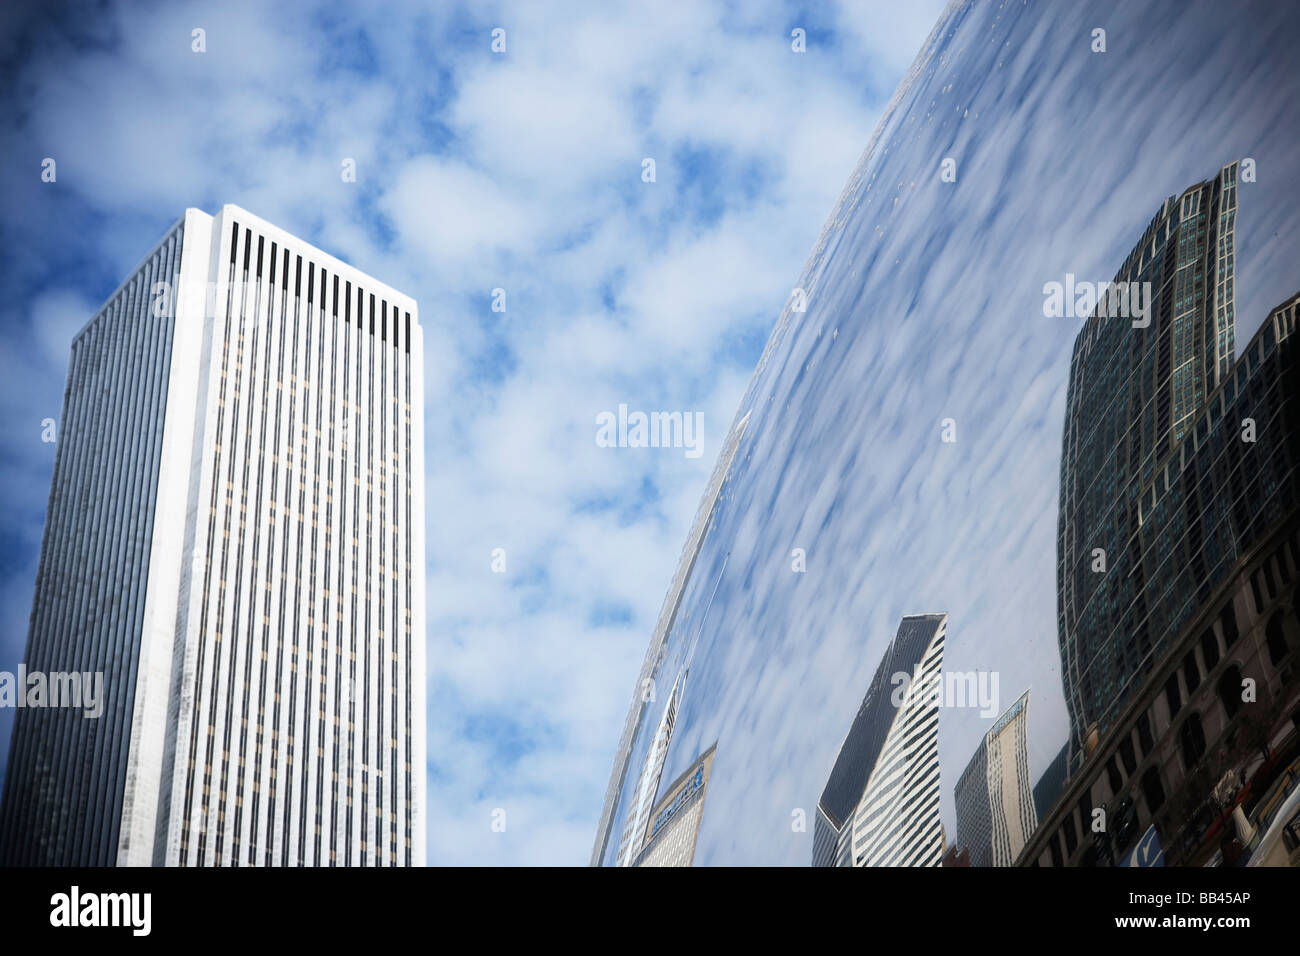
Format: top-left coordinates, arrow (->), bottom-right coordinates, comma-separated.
813,614 -> 946,868
633,743 -> 716,867
1024,167 -> 1300,863
0,206 -> 427,866
954,690 -> 1036,867
1057,164 -> 1240,757
1032,744 -> 1068,824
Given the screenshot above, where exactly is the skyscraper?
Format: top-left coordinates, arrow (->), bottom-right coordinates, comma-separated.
0,205 -> 427,866
1057,163 -> 1239,757
954,690 -> 1036,867
1026,287 -> 1300,866
1023,164 -> 1300,864
633,743 -> 716,867
1032,744 -> 1068,824
813,614 -> 946,868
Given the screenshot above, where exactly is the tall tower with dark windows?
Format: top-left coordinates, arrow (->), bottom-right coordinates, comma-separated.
1057,163 -> 1239,760
1027,163 -> 1300,866
0,205 -> 427,866
1027,287 -> 1300,867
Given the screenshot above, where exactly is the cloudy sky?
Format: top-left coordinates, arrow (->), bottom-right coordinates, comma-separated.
0,0 -> 948,864
5,0 -> 1297,869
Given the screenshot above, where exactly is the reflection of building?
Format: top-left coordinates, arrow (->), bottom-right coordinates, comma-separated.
634,744 -> 717,867
814,614 -> 946,867
1026,167 -> 1300,865
616,671 -> 685,866
1033,744 -> 1068,824
1058,164 -> 1243,756
954,690 -> 1036,866
0,206 -> 427,866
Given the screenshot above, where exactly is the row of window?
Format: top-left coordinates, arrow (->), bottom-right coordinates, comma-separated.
1044,531 -> 1300,866
180,223 -> 416,867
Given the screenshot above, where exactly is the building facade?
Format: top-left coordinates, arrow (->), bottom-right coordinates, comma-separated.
1032,744 -> 1068,824
0,205 -> 427,866
1057,163 -> 1241,760
814,614 -> 946,867
1024,179 -> 1300,864
954,690 -> 1037,866
632,744 -> 717,867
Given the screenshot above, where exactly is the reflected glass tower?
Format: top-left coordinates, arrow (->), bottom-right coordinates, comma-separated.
1024,256 -> 1300,868
0,206 -> 426,866
1032,744 -> 1068,824
1057,164 -> 1239,757
814,614 -> 946,867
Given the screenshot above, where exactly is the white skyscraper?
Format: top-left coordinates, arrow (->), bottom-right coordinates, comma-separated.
814,614 -> 946,868
954,690 -> 1036,867
0,205 -> 426,866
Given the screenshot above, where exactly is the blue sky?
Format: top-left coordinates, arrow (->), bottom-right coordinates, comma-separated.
0,0 -> 946,864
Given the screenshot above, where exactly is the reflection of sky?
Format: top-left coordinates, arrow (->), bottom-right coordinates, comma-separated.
600,0 -> 1300,865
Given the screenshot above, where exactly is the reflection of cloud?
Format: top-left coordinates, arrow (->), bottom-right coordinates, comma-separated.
607,0 -> 1300,865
